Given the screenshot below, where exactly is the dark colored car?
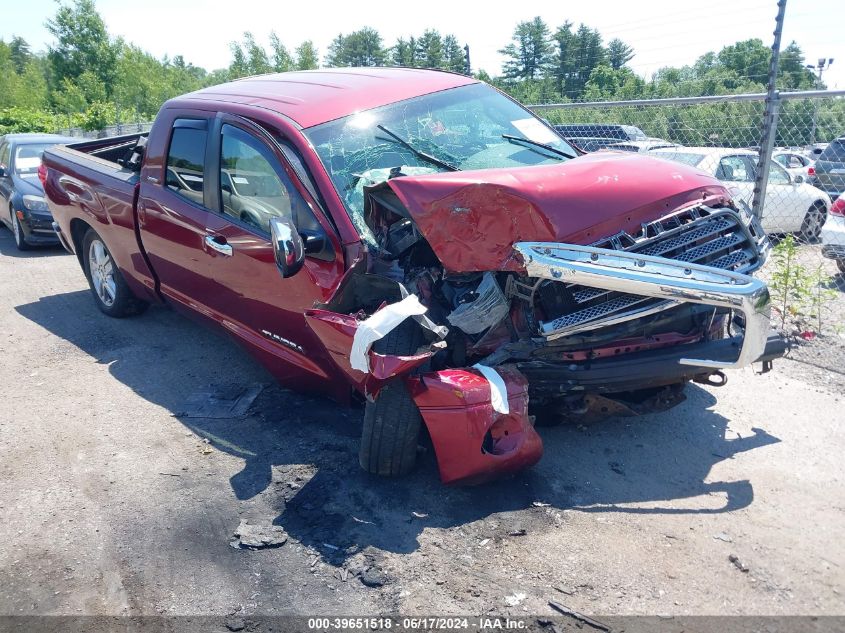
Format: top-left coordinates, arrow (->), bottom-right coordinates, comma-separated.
811,136 -> 845,200
42,69 -> 784,484
552,124 -> 648,152
0,133 -> 77,250
552,124 -> 647,141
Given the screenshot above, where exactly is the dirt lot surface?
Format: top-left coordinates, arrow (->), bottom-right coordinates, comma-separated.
1,229 -> 844,621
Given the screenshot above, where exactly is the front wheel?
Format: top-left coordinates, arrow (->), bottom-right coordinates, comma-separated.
82,229 -> 148,318
799,202 -> 827,243
359,319 -> 425,477
11,207 -> 30,251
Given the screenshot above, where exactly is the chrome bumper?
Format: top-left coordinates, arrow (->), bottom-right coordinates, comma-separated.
515,242 -> 772,370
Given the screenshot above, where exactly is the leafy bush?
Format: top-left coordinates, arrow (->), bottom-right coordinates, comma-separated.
0,107 -> 59,134
80,101 -> 116,132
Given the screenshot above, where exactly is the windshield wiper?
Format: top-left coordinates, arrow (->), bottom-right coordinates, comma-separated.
376,124 -> 460,172
502,134 -> 576,160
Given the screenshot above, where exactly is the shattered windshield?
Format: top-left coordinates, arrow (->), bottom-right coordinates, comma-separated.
303,83 -> 575,242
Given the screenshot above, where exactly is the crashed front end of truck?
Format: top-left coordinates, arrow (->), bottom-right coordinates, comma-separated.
303,158 -> 784,484
294,84 -> 784,484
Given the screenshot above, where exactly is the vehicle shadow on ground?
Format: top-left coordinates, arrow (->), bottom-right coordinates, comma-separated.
0,228 -> 71,258
17,289 -> 780,563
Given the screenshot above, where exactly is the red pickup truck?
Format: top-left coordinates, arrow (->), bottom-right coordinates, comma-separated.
42,68 -> 784,484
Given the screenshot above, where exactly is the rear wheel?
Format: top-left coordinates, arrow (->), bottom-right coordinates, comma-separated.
82,228 -> 148,318
11,206 -> 30,251
799,202 -> 826,243
359,319 -> 425,477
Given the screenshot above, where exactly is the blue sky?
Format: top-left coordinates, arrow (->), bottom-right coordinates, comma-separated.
3,0 -> 843,89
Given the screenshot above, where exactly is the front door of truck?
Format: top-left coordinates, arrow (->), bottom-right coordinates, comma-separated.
202,116 -> 346,385
138,116 -> 219,310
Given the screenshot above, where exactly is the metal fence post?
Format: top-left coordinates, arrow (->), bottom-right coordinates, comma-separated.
752,90 -> 781,221
751,0 -> 787,222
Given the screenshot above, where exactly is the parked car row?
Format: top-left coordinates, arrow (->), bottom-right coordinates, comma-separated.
551,123 -> 845,271
649,146 -> 829,240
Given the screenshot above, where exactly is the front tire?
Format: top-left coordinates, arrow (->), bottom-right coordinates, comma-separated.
11,206 -> 30,251
359,319 -> 425,477
799,202 -> 826,243
82,229 -> 148,318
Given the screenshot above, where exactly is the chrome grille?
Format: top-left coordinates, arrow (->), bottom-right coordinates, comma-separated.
539,205 -> 768,338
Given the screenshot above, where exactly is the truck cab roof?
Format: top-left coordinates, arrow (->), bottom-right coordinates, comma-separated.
174,67 -> 478,129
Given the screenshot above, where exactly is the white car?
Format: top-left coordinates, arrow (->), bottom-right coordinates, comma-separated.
821,196 -> 845,274
600,138 -> 678,153
651,147 -> 831,240
773,149 -> 814,180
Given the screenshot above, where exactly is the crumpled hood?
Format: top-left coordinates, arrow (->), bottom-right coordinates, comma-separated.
386,152 -> 731,272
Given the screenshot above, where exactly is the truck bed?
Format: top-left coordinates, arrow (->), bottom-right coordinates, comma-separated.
42,132 -> 158,304
53,132 -> 148,183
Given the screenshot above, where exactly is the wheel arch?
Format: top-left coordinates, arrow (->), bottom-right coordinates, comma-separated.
69,218 -> 93,269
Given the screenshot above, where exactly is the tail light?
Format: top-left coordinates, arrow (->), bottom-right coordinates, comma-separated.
38,163 -> 48,187
830,197 -> 845,217
808,166 -> 815,177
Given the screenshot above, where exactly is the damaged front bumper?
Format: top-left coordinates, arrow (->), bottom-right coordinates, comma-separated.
406,365 -> 543,485
514,242 -> 773,370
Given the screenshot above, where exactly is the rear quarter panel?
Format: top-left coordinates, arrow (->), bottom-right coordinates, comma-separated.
43,147 -> 159,303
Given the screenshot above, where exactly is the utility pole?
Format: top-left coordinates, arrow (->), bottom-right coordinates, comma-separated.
464,44 -> 471,76
806,57 -> 834,145
751,0 -> 787,223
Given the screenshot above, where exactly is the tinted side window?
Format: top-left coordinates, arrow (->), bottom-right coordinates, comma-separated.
218,124 -> 320,235
819,140 -> 845,162
0,142 -> 10,170
166,125 -> 208,205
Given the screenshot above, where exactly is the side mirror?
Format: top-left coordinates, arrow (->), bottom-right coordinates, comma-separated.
269,216 -> 305,278
0,166 -> 6,177
793,174 -> 804,184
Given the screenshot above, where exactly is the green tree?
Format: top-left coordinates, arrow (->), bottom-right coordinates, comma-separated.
8,36 -> 32,73
779,42 -> 817,90
549,21 -> 576,96
390,37 -> 416,67
607,38 -> 634,70
295,41 -> 319,70
583,64 -> 643,100
228,32 -> 271,77
415,30 -> 443,69
717,38 -> 770,85
325,28 -> 385,67
45,0 -> 118,98
229,41 -> 249,78
572,24 -> 605,95
269,32 -> 293,72
499,17 -> 552,80
442,35 -> 466,74
0,39 -> 49,110
244,32 -> 271,74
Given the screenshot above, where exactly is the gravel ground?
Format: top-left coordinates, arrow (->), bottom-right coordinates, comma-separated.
0,227 -> 843,621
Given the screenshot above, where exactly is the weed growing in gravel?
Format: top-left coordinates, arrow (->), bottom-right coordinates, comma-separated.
769,235 -> 838,335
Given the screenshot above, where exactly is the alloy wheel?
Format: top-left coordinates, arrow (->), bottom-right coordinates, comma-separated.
88,239 -> 117,307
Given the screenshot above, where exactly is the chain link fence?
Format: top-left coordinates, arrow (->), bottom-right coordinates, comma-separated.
531,90 -> 845,371
56,120 -> 154,138
51,91 -> 845,369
